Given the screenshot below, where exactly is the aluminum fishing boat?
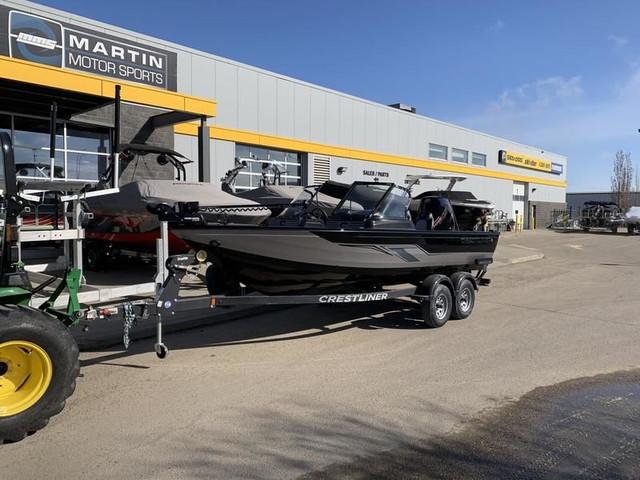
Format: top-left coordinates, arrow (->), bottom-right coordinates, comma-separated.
171,177 -> 500,295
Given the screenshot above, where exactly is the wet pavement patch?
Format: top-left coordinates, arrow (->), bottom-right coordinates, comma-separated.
299,370 -> 640,480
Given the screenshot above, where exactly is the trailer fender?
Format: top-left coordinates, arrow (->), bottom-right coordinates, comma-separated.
418,274 -> 454,298
449,271 -> 478,293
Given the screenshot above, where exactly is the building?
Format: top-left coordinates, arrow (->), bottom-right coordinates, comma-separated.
0,0 -> 567,229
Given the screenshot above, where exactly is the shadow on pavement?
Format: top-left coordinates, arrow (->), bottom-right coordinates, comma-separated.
297,370 -> 640,480
79,300 -> 428,367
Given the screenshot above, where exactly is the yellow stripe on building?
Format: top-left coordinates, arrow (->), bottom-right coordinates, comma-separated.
175,123 -> 567,188
0,56 -> 216,117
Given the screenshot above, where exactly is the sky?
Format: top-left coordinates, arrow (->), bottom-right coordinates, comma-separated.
34,0 -> 640,192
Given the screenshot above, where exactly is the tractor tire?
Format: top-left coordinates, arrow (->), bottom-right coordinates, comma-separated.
0,306 -> 79,443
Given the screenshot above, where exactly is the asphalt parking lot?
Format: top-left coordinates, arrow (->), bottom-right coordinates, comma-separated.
4,229 -> 640,480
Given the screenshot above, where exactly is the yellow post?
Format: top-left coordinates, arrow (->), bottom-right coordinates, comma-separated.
515,214 -> 523,233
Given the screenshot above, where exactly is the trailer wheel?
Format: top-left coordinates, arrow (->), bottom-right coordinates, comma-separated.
611,227 -> 618,234
451,279 -> 475,320
85,244 -> 104,271
421,284 -> 452,328
0,306 -> 79,443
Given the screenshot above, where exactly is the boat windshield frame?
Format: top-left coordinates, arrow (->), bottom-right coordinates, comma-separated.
331,182 -> 410,220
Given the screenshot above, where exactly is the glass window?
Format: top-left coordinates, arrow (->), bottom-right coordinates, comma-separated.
9,115 -> 111,182
472,152 -> 487,167
66,152 -> 105,180
234,143 -> 302,191
13,116 -> 63,150
428,143 -> 447,160
67,125 -> 110,153
235,144 -> 251,160
452,148 -> 468,164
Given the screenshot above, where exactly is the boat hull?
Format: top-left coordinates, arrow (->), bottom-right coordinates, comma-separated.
175,226 -> 499,294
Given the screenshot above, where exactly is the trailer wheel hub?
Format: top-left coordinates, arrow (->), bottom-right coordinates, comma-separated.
0,341 -> 53,417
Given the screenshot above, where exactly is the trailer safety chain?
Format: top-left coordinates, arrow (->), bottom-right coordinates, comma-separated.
123,302 -> 137,349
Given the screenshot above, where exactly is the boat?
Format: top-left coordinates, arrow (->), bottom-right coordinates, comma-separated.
82,144 -> 271,269
170,176 -> 500,295
409,175 -> 495,230
624,206 -> 640,234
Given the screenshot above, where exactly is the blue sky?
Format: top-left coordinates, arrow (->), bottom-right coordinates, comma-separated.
35,0 -> 640,192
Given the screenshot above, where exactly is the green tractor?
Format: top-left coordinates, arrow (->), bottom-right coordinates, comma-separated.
0,132 -> 80,443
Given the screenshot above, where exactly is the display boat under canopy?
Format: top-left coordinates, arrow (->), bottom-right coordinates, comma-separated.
170,176 -> 500,295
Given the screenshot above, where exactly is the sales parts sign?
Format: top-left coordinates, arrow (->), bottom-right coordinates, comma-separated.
0,6 -> 177,90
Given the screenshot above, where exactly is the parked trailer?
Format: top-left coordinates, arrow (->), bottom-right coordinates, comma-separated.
579,201 -> 626,233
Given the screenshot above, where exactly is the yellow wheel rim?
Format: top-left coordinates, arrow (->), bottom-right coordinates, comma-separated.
0,341 -> 53,417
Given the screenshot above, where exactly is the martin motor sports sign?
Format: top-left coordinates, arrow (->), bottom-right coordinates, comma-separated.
0,6 -> 177,90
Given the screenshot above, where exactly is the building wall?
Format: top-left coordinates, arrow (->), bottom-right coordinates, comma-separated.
531,201 -> 568,229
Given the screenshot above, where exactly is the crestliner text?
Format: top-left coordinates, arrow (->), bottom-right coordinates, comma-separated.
319,293 -> 389,303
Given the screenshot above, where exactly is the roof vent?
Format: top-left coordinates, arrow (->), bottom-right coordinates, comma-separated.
388,103 -> 416,114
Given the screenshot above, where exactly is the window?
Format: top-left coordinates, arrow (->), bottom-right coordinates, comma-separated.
3,112 -> 111,182
234,144 -> 302,191
513,195 -> 525,202
428,143 -> 447,160
472,152 -> 487,167
452,148 -> 468,164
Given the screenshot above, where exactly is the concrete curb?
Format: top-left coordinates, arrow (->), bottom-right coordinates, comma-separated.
492,253 -> 545,268
508,253 -> 545,264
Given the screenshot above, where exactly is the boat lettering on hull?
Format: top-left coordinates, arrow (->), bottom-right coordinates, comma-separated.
319,293 -> 389,303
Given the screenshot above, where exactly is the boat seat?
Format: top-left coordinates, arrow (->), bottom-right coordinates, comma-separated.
415,214 -> 434,231
415,196 -> 454,231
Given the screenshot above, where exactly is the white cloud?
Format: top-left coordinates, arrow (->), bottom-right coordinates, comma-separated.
608,35 -> 628,48
489,76 -> 583,113
486,20 -> 505,33
458,71 -> 640,156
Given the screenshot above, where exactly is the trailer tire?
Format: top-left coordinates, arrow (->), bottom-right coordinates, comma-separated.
421,284 -> 452,328
0,306 -> 79,444
85,244 -> 105,271
451,278 -> 475,320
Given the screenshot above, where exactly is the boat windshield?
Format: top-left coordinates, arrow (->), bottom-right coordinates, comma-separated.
279,186 -> 318,218
279,181 -> 350,218
333,183 -> 409,219
376,186 -> 411,218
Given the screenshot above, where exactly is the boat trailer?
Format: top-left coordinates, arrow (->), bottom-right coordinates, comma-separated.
96,244 -> 492,358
